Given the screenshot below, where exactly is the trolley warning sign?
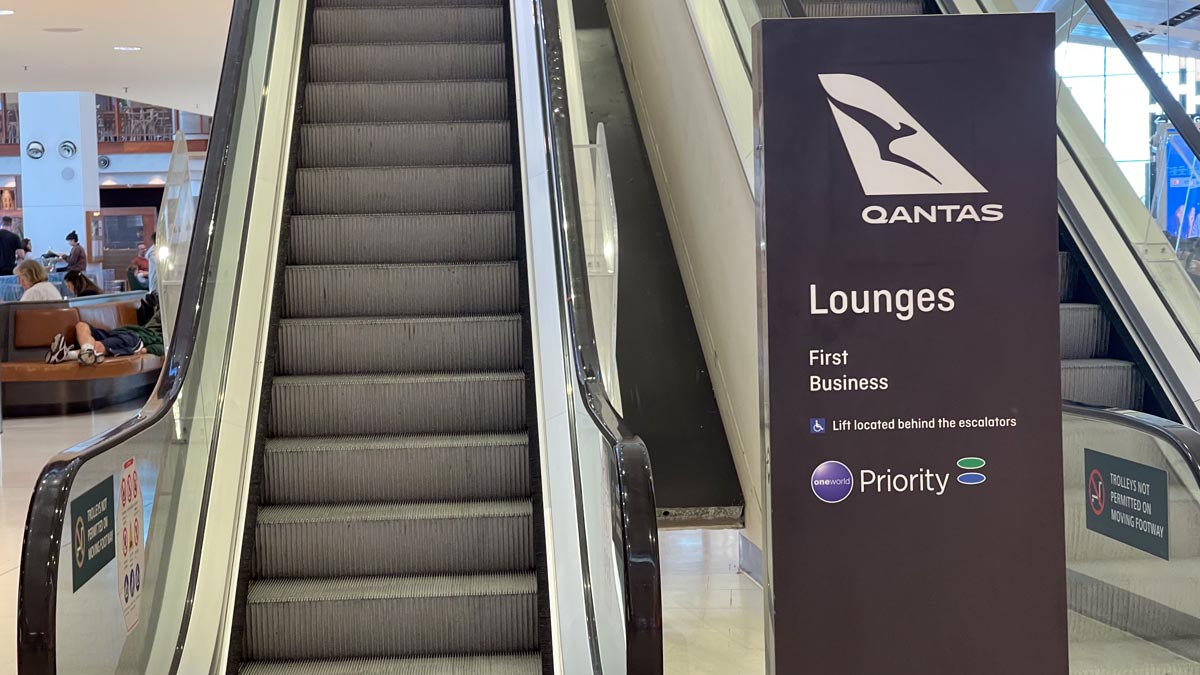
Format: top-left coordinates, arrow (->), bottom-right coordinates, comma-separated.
1084,448 -> 1169,560
116,457 -> 145,634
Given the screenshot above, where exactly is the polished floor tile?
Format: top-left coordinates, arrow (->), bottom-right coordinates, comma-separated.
0,402 -> 142,674
660,529 -> 766,675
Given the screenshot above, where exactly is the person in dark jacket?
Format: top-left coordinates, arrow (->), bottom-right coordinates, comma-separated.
61,231 -> 87,272
0,216 -> 21,275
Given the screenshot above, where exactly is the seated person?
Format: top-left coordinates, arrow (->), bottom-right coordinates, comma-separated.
15,259 -> 63,302
65,270 -> 104,297
46,317 -> 164,366
130,244 -> 149,274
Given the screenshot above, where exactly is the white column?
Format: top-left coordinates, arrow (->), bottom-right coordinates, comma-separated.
17,92 -> 100,256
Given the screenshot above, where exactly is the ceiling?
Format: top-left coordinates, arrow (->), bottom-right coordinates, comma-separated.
0,0 -> 233,115
1024,0 -> 1200,58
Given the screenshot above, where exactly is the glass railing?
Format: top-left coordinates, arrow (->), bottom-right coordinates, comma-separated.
575,122 -> 622,409
16,0 -> 293,671
1063,404 -> 1200,669
536,0 -> 662,669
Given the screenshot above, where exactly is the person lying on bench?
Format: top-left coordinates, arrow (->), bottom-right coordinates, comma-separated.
45,320 -> 165,366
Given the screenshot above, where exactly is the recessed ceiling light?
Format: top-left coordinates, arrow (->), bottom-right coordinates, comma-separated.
113,46 -> 142,52
44,27 -> 84,33
0,10 -> 14,16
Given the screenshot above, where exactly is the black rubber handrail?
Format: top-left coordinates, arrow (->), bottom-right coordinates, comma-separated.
1064,402 -> 1200,489
16,0 -> 257,670
532,0 -> 663,670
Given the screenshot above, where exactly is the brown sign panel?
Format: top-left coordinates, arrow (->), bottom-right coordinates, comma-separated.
755,14 -> 1066,675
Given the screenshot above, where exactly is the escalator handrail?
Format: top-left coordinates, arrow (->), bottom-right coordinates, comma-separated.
1064,402 -> 1200,490
16,0 -> 256,670
532,0 -> 663,668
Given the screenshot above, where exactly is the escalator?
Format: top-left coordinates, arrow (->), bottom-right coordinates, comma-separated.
239,2 -> 538,671
17,0 -> 661,673
609,0 -> 1200,670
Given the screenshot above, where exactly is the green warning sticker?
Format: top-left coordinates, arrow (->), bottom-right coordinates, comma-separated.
70,476 -> 116,591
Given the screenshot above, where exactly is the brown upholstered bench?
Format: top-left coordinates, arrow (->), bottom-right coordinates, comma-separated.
1,297 -> 162,416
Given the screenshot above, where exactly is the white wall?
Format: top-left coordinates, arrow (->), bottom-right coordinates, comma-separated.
18,92 -> 100,249
606,0 -> 764,545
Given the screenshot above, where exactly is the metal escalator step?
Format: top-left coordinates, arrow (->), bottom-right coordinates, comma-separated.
1059,304 -> 1110,360
283,262 -> 518,318
241,654 -> 541,675
800,0 -> 926,16
295,166 -> 513,215
290,212 -> 517,265
244,573 -> 538,660
254,500 -> 533,577
270,372 -> 525,436
309,44 -> 506,83
305,81 -> 509,123
1059,251 -> 1077,302
263,433 -> 530,504
300,122 -> 511,168
1061,359 -> 1144,409
313,7 -> 503,44
278,315 -> 521,375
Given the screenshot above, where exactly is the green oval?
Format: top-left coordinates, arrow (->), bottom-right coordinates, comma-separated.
957,457 -> 986,470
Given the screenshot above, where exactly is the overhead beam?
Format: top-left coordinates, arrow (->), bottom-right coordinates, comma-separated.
1133,3 -> 1200,43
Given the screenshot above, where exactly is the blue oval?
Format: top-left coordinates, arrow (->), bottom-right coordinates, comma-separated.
957,472 -> 987,485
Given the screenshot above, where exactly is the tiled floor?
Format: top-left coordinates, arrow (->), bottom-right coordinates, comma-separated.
0,401 -> 141,673
661,529 -> 766,675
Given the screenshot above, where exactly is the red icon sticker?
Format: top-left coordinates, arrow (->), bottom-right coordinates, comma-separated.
1088,469 -> 1106,517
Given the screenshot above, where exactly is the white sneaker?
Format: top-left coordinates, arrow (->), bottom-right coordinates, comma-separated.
46,334 -> 68,364
78,349 -> 105,367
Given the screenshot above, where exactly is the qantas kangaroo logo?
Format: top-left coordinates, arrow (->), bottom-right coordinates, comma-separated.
819,73 -> 986,196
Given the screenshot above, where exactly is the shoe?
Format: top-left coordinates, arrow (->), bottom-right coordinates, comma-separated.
77,349 -> 104,366
46,334 -> 68,364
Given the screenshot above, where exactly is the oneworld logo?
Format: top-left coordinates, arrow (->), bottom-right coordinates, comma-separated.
818,73 -> 1003,224
811,460 -> 854,503
812,457 -> 987,504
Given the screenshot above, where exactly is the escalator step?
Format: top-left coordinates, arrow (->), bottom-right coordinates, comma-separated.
278,315 -> 521,375
283,262 -> 518,318
244,573 -> 538,660
1061,359 -> 1144,409
289,212 -> 517,265
1059,251 -> 1077,302
1059,304 -> 1110,360
305,81 -> 509,124
270,372 -> 526,436
313,7 -> 503,44
263,433 -> 530,504
800,0 -> 926,16
295,165 -> 513,215
254,500 -> 533,577
309,43 -> 506,83
241,654 -> 540,675
300,122 -> 511,168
